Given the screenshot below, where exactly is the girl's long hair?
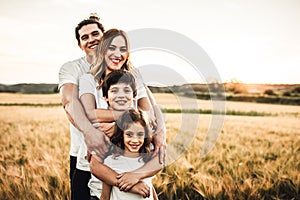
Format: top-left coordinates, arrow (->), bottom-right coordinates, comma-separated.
89,29 -> 134,87
109,109 -> 153,162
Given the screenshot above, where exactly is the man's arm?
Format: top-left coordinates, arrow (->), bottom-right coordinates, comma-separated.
59,83 -> 109,159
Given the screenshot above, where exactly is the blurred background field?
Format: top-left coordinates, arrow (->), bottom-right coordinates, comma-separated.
0,93 -> 299,199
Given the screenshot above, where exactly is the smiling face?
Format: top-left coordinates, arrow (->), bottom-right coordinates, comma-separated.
104,35 -> 129,74
78,23 -> 103,59
105,82 -> 134,111
123,122 -> 145,156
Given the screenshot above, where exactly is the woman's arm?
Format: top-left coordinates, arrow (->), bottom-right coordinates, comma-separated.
145,85 -> 167,164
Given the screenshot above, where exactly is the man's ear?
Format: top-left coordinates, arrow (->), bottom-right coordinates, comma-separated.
78,43 -> 83,50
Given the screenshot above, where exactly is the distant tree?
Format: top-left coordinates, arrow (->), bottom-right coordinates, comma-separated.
264,89 -> 276,96
282,91 -> 291,97
292,86 -> 300,94
225,78 -> 248,94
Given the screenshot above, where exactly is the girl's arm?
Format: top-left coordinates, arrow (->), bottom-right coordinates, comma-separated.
116,155 -> 163,191
89,156 -> 151,197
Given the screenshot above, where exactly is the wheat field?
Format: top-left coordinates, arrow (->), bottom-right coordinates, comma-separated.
0,93 -> 299,199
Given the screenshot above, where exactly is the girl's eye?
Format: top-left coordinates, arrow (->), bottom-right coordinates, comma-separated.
137,132 -> 145,138
125,132 -> 133,137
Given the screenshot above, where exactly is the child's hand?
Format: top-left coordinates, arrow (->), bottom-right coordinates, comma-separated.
116,172 -> 141,192
130,181 -> 150,198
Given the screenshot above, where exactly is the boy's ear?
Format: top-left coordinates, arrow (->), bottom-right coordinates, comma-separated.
104,96 -> 108,101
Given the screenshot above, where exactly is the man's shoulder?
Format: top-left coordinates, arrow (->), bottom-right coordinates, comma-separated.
61,57 -> 86,68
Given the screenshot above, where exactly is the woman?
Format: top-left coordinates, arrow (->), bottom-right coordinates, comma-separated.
78,29 -> 164,199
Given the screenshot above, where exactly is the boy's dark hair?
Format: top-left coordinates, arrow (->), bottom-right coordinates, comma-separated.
102,70 -> 137,98
75,14 -> 105,45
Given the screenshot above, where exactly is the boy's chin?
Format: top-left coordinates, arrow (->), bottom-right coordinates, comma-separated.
113,107 -> 127,111
112,105 -> 131,111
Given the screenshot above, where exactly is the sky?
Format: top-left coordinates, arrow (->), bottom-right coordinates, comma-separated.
0,0 -> 300,85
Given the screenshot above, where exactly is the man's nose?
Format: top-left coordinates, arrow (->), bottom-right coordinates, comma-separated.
88,36 -> 95,43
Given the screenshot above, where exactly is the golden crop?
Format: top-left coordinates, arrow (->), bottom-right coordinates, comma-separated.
0,93 -> 299,199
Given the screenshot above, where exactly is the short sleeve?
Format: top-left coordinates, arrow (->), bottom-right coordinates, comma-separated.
58,61 -> 80,90
79,73 -> 97,98
134,69 -> 147,100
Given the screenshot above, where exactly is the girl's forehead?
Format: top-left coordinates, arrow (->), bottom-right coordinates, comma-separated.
125,122 -> 144,130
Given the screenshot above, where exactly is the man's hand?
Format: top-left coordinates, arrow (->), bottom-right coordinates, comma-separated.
116,172 -> 141,192
84,128 -> 110,161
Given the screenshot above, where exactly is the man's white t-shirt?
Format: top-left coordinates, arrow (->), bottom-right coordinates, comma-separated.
77,71 -> 147,171
58,57 -> 92,157
90,155 -> 154,200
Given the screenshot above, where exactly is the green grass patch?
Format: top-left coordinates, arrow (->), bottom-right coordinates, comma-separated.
0,103 -> 61,107
161,108 -> 274,116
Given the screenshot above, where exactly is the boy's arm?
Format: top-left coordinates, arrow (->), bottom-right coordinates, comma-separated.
59,83 -> 109,160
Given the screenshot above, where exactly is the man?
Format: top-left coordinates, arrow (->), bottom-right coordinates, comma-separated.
58,14 -> 108,200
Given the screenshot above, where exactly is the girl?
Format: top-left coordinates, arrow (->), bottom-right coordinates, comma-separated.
100,109 -> 155,200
